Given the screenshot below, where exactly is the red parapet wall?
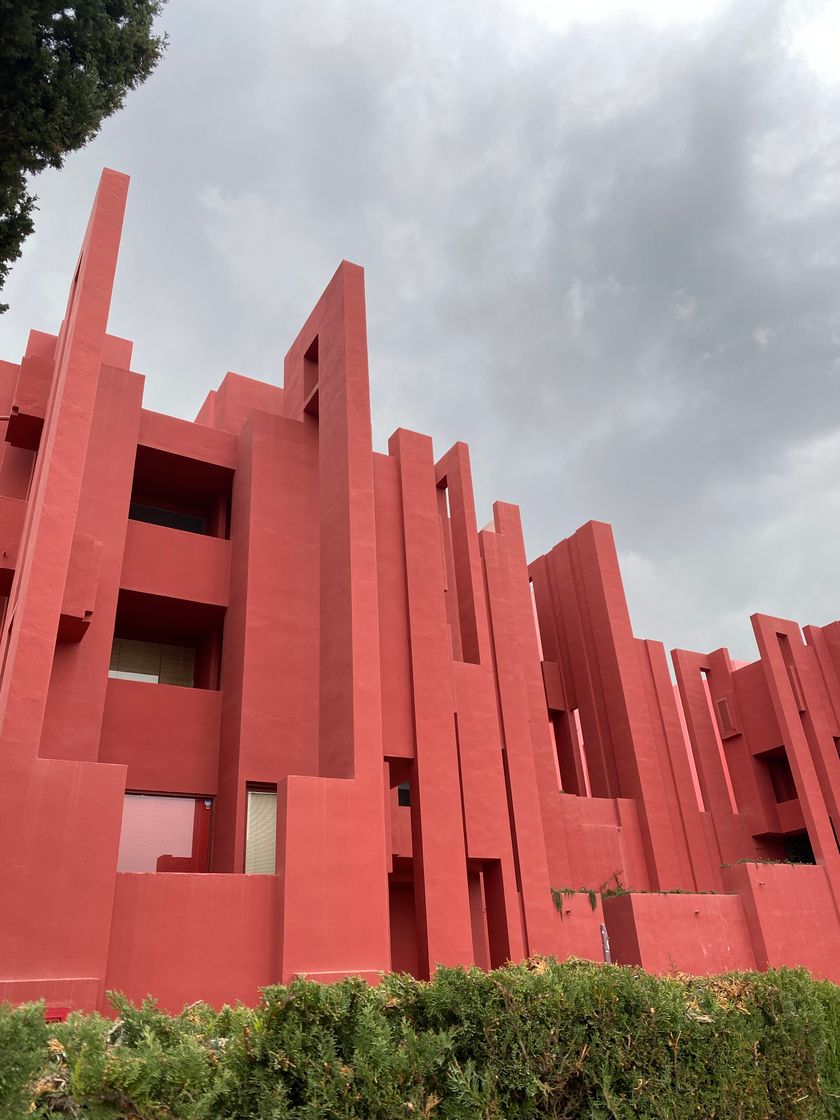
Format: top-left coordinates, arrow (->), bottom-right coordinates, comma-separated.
2,170 -> 840,1012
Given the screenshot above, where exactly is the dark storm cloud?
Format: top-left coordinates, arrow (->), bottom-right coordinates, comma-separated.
1,0 -> 838,660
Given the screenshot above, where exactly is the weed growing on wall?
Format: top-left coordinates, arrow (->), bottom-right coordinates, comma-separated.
2,959 -> 839,1118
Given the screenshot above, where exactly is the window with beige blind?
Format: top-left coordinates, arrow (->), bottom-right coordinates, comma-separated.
245,788 -> 277,874
108,637 -> 195,687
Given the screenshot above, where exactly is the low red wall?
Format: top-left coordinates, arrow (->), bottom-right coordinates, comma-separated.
552,891 -> 606,963
722,862 -> 840,982
105,873 -> 278,1012
121,519 -> 231,607
100,678 -> 221,794
603,892 -> 756,973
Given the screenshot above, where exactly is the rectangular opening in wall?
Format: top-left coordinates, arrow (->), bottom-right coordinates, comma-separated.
782,830 -> 816,864
762,747 -> 798,804
117,793 -> 212,872
245,786 -> 277,874
129,445 -> 233,539
110,590 -> 225,690
303,336 -> 319,416
397,782 -> 411,807
550,710 -> 588,796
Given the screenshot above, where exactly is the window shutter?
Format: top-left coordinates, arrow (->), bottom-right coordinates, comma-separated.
159,643 -> 195,687
111,638 -> 162,682
108,638 -> 196,687
245,790 -> 277,874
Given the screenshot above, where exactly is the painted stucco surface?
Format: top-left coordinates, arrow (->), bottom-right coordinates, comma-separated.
2,172 -> 840,1014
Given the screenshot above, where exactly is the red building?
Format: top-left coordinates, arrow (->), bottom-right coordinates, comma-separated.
2,170 -> 840,1015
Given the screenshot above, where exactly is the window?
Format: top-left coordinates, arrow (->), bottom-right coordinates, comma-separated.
129,501 -> 206,535
129,445 -> 233,539
245,788 -> 277,874
397,782 -> 411,807
109,637 -> 195,687
117,793 -> 212,872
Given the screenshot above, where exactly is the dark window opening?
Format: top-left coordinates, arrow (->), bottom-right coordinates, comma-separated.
762,747 -> 797,804
550,710 -> 586,796
782,831 -> 816,864
303,336 -> 319,416
129,445 -> 233,539
129,501 -> 206,535
397,783 -> 411,807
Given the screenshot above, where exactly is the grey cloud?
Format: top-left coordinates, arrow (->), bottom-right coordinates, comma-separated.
1,0 -> 838,662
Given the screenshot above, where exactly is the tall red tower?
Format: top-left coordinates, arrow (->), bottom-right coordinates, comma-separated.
2,171 -> 840,1014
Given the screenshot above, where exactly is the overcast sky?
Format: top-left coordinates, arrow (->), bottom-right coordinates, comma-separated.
1,0 -> 839,662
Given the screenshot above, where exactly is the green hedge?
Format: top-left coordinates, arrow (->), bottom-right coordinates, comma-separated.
2,959 -> 839,1118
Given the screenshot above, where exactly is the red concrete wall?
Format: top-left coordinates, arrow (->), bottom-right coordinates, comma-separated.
722,862 -> 840,982
604,892 -> 756,974
106,873 -> 277,1010
2,169 -> 840,1013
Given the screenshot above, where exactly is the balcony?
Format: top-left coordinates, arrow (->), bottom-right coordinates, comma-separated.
120,518 -> 231,608
99,677 -> 222,795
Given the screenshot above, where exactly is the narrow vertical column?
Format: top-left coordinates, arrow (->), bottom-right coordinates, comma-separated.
673,649 -> 737,816
434,442 -> 492,667
213,410 -> 320,874
638,639 -> 720,891
481,502 -> 566,956
434,445 -> 526,964
806,622 -> 840,730
39,360 -> 144,762
388,427 -> 474,975
539,538 -> 620,798
275,262 -> 391,981
0,169 -> 129,758
0,170 -> 130,1012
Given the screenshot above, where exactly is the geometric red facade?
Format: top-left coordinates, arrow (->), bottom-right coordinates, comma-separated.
2,170 -> 840,1014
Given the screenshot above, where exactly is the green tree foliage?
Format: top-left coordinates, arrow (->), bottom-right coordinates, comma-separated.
2,959 -> 840,1118
0,1 -> 167,311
